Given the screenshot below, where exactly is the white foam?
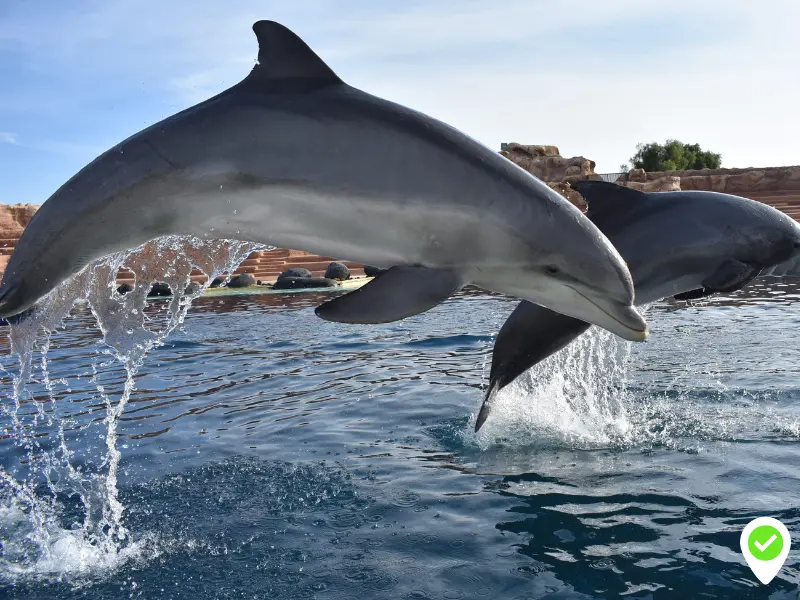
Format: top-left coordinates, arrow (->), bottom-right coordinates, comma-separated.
472,322 -> 636,450
1,236 -> 264,583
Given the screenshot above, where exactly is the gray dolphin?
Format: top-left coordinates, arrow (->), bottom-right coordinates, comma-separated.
0,21 -> 648,341
475,180 -> 800,431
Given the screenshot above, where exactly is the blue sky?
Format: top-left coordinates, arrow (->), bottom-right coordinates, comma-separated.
1,0 -> 799,205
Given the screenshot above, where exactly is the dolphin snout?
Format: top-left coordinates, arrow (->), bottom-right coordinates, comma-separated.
568,286 -> 649,342
598,299 -> 649,342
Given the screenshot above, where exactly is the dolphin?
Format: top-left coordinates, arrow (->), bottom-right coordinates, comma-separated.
0,21 -> 648,342
475,180 -> 800,431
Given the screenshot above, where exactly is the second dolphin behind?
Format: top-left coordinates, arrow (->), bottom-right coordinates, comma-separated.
476,180 -> 800,430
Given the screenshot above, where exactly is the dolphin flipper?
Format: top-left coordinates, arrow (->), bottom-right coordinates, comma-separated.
673,288 -> 715,301
701,259 -> 761,292
315,265 -> 462,324
674,260 -> 761,301
475,301 -> 591,431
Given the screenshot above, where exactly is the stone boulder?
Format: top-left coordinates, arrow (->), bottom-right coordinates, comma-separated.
500,143 -> 596,182
146,281 -> 203,296
501,143 -> 560,157
210,276 -> 226,288
271,276 -> 338,290
363,265 -> 387,278
0,204 -> 38,239
184,281 -> 202,295
626,168 -> 647,183
618,166 -> 800,195
227,273 -> 256,288
547,182 -> 587,210
620,176 -> 681,192
324,261 -> 350,280
148,282 -> 172,297
277,267 -> 313,281
117,283 -> 134,295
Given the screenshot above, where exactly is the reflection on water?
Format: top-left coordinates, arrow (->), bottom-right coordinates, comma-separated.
2,270 -> 800,598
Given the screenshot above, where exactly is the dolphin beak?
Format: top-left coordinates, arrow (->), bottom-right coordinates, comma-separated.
573,288 -> 649,341
595,301 -> 649,341
552,285 -> 648,342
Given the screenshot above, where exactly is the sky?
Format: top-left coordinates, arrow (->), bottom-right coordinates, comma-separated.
1,0 -> 799,205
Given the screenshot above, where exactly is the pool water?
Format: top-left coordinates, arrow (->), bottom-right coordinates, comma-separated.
1,261 -> 799,599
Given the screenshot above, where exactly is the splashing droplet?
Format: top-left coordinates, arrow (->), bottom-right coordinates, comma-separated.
0,235 -> 269,582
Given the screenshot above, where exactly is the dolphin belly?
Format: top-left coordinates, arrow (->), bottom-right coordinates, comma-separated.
175,176 -> 517,274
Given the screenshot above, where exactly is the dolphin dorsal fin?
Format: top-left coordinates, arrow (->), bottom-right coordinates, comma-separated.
572,180 -> 651,232
245,21 -> 343,90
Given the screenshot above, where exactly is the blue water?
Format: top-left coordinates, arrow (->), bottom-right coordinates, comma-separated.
2,270 -> 800,599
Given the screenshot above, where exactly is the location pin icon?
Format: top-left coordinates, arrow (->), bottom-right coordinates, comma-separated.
740,517 -> 791,585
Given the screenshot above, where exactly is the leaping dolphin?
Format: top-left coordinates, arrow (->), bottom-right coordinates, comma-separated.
475,180 -> 800,430
0,21 -> 648,342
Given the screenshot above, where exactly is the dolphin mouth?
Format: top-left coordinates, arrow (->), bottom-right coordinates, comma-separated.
570,286 -> 649,342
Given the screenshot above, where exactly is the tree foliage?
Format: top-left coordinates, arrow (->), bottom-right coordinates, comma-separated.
625,140 -> 721,172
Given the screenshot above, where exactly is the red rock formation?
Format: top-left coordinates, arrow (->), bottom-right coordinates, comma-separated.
0,203 -> 38,237
617,165 -> 800,221
500,143 -> 596,183
619,175 -> 681,192
547,182 -> 587,210
0,204 -> 38,275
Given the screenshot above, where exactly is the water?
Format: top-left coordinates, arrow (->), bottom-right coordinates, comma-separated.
1,244 -> 799,599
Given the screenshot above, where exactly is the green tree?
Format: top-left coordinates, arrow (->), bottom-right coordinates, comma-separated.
625,140 -> 721,172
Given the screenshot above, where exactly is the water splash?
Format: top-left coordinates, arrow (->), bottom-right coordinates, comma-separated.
473,322 -> 636,450
470,300 -> 800,453
0,236 -> 263,582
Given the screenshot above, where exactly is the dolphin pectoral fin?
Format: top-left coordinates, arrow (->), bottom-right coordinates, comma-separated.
674,288 -> 714,301
314,265 -> 462,324
674,261 -> 762,301
702,259 -> 762,293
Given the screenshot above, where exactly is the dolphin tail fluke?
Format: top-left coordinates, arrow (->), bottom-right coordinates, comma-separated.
315,265 -> 462,324
475,379 -> 503,432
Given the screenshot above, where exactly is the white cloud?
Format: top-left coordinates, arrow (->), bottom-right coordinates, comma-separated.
0,132 -> 18,144
156,0 -> 800,171
2,0 -> 799,173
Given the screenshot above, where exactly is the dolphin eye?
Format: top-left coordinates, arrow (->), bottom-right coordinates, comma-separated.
544,265 -> 560,276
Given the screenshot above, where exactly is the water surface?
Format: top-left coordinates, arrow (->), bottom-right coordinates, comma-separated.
2,271 -> 800,599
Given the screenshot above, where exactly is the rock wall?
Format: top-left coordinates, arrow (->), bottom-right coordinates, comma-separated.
500,143 -> 596,183
620,165 -> 800,194
616,165 -> 800,221
0,203 -> 38,238
0,204 -> 39,275
501,144 -> 800,220
618,171 -> 681,192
